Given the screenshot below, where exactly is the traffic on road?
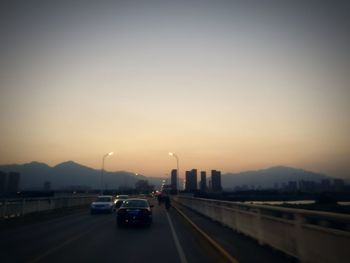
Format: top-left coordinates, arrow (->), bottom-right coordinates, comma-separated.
0,195 -> 228,263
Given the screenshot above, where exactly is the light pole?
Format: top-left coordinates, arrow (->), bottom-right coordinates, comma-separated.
168,152 -> 179,192
101,151 -> 113,194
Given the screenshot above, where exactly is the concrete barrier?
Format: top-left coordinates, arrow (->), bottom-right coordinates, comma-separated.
0,195 -> 97,218
175,196 -> 350,263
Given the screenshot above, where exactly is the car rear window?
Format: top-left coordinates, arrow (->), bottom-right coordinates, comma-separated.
122,200 -> 148,208
96,197 -> 112,202
116,195 -> 128,199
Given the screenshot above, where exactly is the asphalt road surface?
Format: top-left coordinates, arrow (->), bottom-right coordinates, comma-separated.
0,199 -> 229,263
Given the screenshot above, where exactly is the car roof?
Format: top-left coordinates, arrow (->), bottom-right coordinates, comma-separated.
120,198 -> 150,207
125,198 -> 148,201
97,195 -> 113,198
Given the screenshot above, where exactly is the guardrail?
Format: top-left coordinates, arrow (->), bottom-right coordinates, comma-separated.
175,196 -> 350,263
0,195 -> 97,219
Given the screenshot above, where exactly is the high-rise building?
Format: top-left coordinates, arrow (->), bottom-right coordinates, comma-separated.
200,171 -> 207,192
185,169 -> 197,192
190,169 -> 197,192
211,170 -> 222,192
171,169 -> 177,192
0,171 -> 7,196
7,172 -> 20,193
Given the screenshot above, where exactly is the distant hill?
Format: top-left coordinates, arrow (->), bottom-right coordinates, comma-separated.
0,161 -> 163,190
222,166 -> 330,189
1,162 -> 333,191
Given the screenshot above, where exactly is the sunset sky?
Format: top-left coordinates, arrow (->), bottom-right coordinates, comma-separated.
1,0 -> 349,178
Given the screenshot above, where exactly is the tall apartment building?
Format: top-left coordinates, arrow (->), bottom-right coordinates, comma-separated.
211,170 -> 222,192
170,169 -> 177,192
0,171 -> 20,195
8,172 -> 20,193
0,171 -> 6,196
200,171 -> 207,192
185,169 -> 197,192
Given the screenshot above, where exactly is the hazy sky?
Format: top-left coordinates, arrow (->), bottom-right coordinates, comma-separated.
1,0 -> 349,178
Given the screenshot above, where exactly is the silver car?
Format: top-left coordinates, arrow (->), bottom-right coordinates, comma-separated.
90,195 -> 115,214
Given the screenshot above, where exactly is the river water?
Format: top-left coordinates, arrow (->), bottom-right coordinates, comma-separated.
244,200 -> 350,206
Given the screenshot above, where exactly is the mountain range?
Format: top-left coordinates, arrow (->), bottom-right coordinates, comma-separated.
0,161 -> 164,190
0,161 -> 334,190
222,166 -> 330,189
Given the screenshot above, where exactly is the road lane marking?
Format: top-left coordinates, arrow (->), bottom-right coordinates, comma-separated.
173,204 -> 239,263
166,212 -> 188,263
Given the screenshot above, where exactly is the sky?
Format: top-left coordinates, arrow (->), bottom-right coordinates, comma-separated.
1,0 -> 349,178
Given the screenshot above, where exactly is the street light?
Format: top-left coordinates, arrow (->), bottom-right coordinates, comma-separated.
101,151 -> 114,194
168,152 -> 179,192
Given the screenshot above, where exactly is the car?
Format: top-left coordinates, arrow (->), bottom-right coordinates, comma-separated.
90,195 -> 115,214
116,198 -> 153,227
116,195 -> 129,199
114,199 -> 125,209
114,195 -> 129,209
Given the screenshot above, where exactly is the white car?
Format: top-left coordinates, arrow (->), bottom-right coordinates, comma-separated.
90,195 -> 115,214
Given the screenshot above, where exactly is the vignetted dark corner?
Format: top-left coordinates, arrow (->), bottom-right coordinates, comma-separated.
1,1 -> 349,263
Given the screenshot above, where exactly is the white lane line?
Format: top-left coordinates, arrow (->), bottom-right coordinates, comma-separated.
166,212 -> 188,263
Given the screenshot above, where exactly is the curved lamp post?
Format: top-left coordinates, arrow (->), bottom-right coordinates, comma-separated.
101,151 -> 113,194
168,152 -> 179,192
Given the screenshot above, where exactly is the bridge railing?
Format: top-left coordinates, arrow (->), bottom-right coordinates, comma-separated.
175,195 -> 350,263
0,195 -> 97,219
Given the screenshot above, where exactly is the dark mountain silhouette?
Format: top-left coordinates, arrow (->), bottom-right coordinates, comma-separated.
222,166 -> 330,189
0,161 -> 52,189
0,161 -> 159,190
0,162 -> 331,191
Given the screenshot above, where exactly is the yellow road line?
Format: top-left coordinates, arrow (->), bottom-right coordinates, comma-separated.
173,204 -> 240,263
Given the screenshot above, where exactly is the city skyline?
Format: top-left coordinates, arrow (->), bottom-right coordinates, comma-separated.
1,1 -> 349,178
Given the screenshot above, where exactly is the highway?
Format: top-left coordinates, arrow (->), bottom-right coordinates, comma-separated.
0,197 -> 298,263
0,199 -> 229,263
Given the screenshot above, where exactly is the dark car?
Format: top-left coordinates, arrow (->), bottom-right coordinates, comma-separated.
114,195 -> 129,209
114,199 -> 124,209
117,198 -> 153,227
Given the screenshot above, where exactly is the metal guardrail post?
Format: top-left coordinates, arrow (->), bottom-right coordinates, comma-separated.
295,213 -> 306,261
256,209 -> 264,245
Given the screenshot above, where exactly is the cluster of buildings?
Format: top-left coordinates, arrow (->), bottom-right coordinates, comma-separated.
232,178 -> 347,192
0,171 -> 20,196
278,178 -> 346,192
170,169 -> 222,193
